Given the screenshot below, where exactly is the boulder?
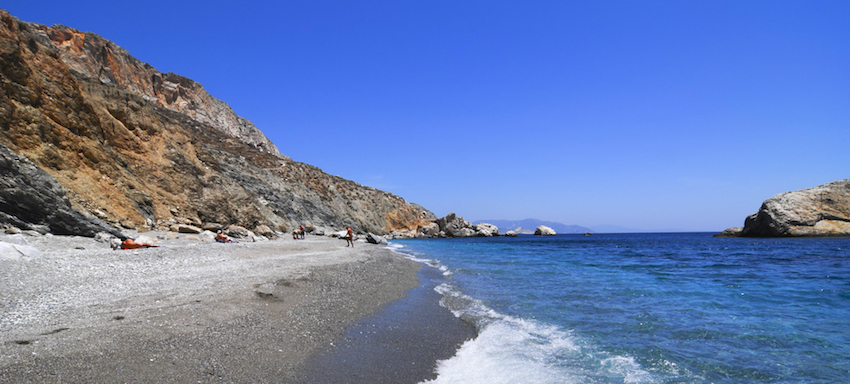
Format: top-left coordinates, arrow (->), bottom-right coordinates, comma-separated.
417,222 -> 440,237
226,225 -> 253,238
0,241 -> 40,260
202,222 -> 224,231
5,234 -> 28,245
176,224 -> 203,234
5,227 -> 22,235
474,223 -> 499,237
94,231 -> 118,243
366,233 -> 387,244
436,212 -> 477,237
534,225 -> 556,236
727,180 -> 850,237
390,230 -> 415,239
254,225 -> 276,239
200,230 -> 217,242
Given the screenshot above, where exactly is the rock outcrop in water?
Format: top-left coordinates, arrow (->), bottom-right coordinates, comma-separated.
717,179 -> 850,237
0,10 -> 431,236
388,212 -> 501,238
534,225 -> 556,236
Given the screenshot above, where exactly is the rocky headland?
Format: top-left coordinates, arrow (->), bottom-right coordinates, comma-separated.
717,179 -> 850,237
0,10 -> 432,238
388,212 -> 501,239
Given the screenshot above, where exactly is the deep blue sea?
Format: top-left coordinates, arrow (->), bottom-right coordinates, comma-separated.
390,233 -> 850,384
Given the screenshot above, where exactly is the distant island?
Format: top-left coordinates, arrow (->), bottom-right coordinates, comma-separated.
473,219 -> 592,235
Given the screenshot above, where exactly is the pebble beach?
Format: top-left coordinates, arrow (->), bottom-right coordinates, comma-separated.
0,232 -> 474,383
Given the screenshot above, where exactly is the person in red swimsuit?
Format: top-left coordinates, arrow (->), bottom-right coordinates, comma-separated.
120,238 -> 157,249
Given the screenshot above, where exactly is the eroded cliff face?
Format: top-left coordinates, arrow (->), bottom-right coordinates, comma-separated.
0,10 -> 431,235
36,22 -> 281,158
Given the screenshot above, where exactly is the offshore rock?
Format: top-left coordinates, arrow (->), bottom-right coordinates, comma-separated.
431,214 -> 500,237
435,212 -> 474,237
726,180 -> 850,237
474,222 -> 499,237
713,227 -> 743,238
534,225 -> 556,236
505,230 -> 519,237
0,10 -> 433,236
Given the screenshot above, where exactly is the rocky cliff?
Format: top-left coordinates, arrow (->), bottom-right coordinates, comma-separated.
717,180 -> 850,237
389,212 -> 500,238
0,10 -> 431,236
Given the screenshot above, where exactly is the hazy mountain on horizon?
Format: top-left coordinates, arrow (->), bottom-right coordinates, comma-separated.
473,219 -> 592,234
586,224 -> 643,233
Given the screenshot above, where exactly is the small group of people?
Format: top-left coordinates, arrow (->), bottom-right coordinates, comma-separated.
292,225 -> 306,240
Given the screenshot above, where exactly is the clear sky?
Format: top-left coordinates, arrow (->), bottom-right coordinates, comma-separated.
5,1 -> 849,232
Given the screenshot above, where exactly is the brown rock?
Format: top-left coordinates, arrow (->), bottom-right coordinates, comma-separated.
226,225 -> 253,238
176,224 -> 202,234
254,224 -> 276,239
202,222 -> 224,231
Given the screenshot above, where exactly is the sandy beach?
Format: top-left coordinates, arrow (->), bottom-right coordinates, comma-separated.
0,232 -> 474,383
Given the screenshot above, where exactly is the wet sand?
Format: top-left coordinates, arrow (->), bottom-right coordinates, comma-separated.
0,232 -> 474,383
297,265 -> 476,383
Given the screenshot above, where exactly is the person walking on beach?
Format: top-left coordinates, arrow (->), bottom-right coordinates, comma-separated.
345,226 -> 354,247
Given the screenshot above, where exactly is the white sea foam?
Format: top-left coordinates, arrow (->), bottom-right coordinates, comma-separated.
388,242 -> 447,272
385,242 -> 405,251
601,356 -> 656,383
421,320 -> 577,384
392,241 -> 659,383
425,282 -> 660,384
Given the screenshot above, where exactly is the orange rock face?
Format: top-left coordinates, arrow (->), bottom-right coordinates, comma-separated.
0,10 -> 431,235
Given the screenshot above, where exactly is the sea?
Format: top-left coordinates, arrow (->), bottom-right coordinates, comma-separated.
389,233 -> 850,384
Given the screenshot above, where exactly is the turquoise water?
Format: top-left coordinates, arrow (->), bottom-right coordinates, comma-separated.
391,233 -> 850,383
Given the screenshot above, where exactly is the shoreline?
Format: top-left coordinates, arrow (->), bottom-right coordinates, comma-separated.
0,233 -> 472,383
296,264 -> 477,383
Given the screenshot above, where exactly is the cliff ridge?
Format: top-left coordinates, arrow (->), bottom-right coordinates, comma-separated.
0,10 -> 431,236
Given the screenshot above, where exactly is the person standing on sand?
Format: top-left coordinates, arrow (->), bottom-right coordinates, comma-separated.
346,226 -> 354,247
299,225 -> 305,239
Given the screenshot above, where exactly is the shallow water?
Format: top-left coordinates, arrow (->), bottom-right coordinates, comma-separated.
392,233 -> 850,384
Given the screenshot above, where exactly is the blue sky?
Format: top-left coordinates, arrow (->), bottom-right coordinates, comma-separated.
5,1 -> 849,231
